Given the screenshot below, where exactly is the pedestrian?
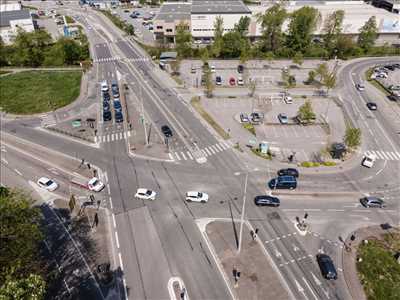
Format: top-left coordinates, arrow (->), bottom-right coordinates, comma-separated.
79,158 -> 85,168
89,194 -> 95,203
87,163 -> 91,170
288,154 -> 294,162
129,123 -> 132,130
250,230 -> 255,240
94,129 -> 98,136
93,169 -> 97,177
254,228 -> 259,239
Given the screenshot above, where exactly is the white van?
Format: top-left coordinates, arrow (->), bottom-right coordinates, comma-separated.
362,153 -> 377,168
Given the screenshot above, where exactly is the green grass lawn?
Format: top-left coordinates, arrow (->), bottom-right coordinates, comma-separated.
0,71 -> 82,114
357,233 -> 400,300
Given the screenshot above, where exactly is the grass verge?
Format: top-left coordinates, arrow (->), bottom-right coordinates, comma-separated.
251,148 -> 272,160
242,123 -> 256,136
0,70 -> 12,75
357,233 -> 400,300
0,71 -> 82,114
365,68 -> 391,96
190,96 -> 230,140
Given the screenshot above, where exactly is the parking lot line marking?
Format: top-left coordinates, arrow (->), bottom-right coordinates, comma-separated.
175,152 -> 181,160
271,125 -> 278,138
187,151 -> 193,160
202,149 -> 208,157
205,147 -> 212,155
290,126 -> 299,138
215,143 -> 224,151
181,152 -> 187,160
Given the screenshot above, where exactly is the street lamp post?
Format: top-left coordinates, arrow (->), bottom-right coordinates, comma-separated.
237,171 -> 249,254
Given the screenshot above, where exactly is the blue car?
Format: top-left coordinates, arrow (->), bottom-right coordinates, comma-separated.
113,100 -> 122,112
115,111 -> 123,123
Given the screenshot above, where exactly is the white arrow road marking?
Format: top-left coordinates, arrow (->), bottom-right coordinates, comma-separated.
295,279 -> 304,292
293,244 -> 300,252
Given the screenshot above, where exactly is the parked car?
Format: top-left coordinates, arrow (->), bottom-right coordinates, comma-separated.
216,76 -> 222,85
190,66 -> 196,73
229,77 -> 236,86
283,95 -> 293,104
316,254 -> 337,280
193,40 -> 202,45
240,113 -> 249,123
278,113 -> 288,124
360,196 -> 385,208
37,177 -> 58,191
135,188 -> 156,200
355,83 -> 365,91
103,110 -> 112,122
366,102 -> 377,110
115,111 -> 123,123
113,100 -> 122,112
388,85 -> 400,91
103,101 -> 110,112
278,168 -> 299,178
237,76 -> 244,86
186,191 -> 209,203
161,125 -> 173,137
210,65 -> 216,73
254,195 -> 280,207
250,112 -> 261,124
103,92 -> 110,101
88,177 -> 105,192
101,81 -> 108,92
237,65 -> 244,73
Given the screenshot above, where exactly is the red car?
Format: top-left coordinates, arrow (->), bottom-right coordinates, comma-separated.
229,77 -> 236,86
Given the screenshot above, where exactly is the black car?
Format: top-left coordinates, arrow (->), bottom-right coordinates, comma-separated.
115,111 -> 123,123
366,102 -> 377,110
103,111 -> 112,122
103,92 -> 110,101
278,168 -> 299,178
316,254 -> 337,280
103,101 -> 110,112
161,125 -> 173,137
360,196 -> 385,208
254,195 -> 280,207
384,65 -> 395,71
113,100 -> 122,112
237,65 -> 244,73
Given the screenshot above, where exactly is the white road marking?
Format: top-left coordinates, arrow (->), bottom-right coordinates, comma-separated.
127,131 -> 131,137
181,152 -> 187,160
1,158 -> 8,165
175,152 -> 181,160
186,152 -> 193,160
118,252 -> 124,271
14,169 -> 22,176
109,196 -> 113,209
202,149 -> 208,157
205,147 -> 212,155
208,146 -> 215,154
303,277 -> 319,300
169,153 -> 174,160
115,231 -> 120,249
212,145 -> 220,152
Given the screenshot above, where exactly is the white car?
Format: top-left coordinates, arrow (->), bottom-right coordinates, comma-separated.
193,40 -> 202,45
37,177 -> 58,191
135,188 -> 156,200
237,77 -> 244,86
88,177 -> 105,192
356,83 -> 365,91
186,191 -> 209,203
210,65 -> 216,73
361,153 -> 377,168
284,95 -> 293,104
101,81 -> 108,92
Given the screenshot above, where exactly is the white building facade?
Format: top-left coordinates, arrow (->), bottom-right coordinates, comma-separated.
0,9 -> 34,44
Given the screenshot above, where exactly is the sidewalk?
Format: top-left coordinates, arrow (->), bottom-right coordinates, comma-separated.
204,219 -> 290,300
342,225 -> 400,300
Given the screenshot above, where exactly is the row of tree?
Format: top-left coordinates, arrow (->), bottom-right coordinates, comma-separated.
0,28 -> 90,67
174,3 -> 399,60
0,187 -> 47,299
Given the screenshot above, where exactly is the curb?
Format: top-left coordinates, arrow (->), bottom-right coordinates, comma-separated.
271,191 -> 361,197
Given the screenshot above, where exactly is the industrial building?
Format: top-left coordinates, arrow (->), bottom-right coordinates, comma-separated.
0,2 -> 34,44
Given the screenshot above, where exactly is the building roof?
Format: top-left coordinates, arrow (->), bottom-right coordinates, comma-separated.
0,9 -> 31,27
191,0 -> 251,14
154,2 -> 191,22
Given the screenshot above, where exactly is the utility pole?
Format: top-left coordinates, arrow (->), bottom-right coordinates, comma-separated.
139,84 -> 148,146
238,171 -> 249,254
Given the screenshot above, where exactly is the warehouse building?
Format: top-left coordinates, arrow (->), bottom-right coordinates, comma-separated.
0,3 -> 34,44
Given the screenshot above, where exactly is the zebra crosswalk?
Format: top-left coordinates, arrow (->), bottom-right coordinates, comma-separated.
365,150 -> 400,161
40,114 -> 57,127
93,56 -> 149,63
95,131 -> 131,143
169,141 -> 234,162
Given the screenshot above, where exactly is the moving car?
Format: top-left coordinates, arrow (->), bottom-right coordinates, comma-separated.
283,95 -> 293,104
185,191 -> 209,203
103,111 -> 112,122
366,102 -> 377,110
278,168 -> 299,178
316,254 -> 337,280
355,83 -> 365,91
113,100 -> 122,112
240,113 -> 249,123
237,76 -> 244,86
161,125 -> 173,137
268,176 -> 297,190
215,76 -> 222,85
237,65 -> 244,73
254,195 -> 280,207
135,188 -> 156,200
101,81 -> 108,92
37,177 -> 58,191
115,111 -> 123,123
250,112 -> 261,124
360,196 -> 385,208
229,77 -> 236,86
278,113 -> 288,124
88,177 -> 105,192
361,152 -> 376,168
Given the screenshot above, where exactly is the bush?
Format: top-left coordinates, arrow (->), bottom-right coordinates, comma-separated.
301,161 -> 320,167
251,148 -> 272,160
322,161 -> 337,166
242,123 -> 256,136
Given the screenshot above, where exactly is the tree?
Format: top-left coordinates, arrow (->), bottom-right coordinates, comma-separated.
204,68 -> 214,98
315,62 -> 328,82
200,47 -> 209,65
358,16 -> 378,52
286,6 -> 320,53
234,16 -> 251,38
306,70 -> 316,84
297,101 -> 316,123
292,52 -> 304,67
281,69 -> 296,88
175,21 -> 192,58
314,62 -> 337,94
0,189 -> 44,285
0,37 -> 8,66
221,31 -> 243,58
344,127 -> 361,148
125,24 -> 135,36
256,4 -> 287,52
212,16 -> 224,57
322,10 -> 345,57
248,78 -> 256,97
0,272 -> 46,300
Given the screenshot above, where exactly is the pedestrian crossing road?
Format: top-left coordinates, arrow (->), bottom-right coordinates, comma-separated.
40,114 -> 57,127
365,150 -> 400,161
169,141 -> 234,162
93,56 -> 149,63
95,131 -> 131,143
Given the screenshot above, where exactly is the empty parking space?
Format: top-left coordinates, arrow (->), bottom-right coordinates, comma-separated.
262,125 -> 325,139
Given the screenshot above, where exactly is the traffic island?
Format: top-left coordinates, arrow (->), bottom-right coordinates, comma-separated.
198,219 -> 290,300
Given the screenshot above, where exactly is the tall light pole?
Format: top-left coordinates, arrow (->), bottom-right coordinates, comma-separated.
140,83 -> 148,146
237,171 -> 249,254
